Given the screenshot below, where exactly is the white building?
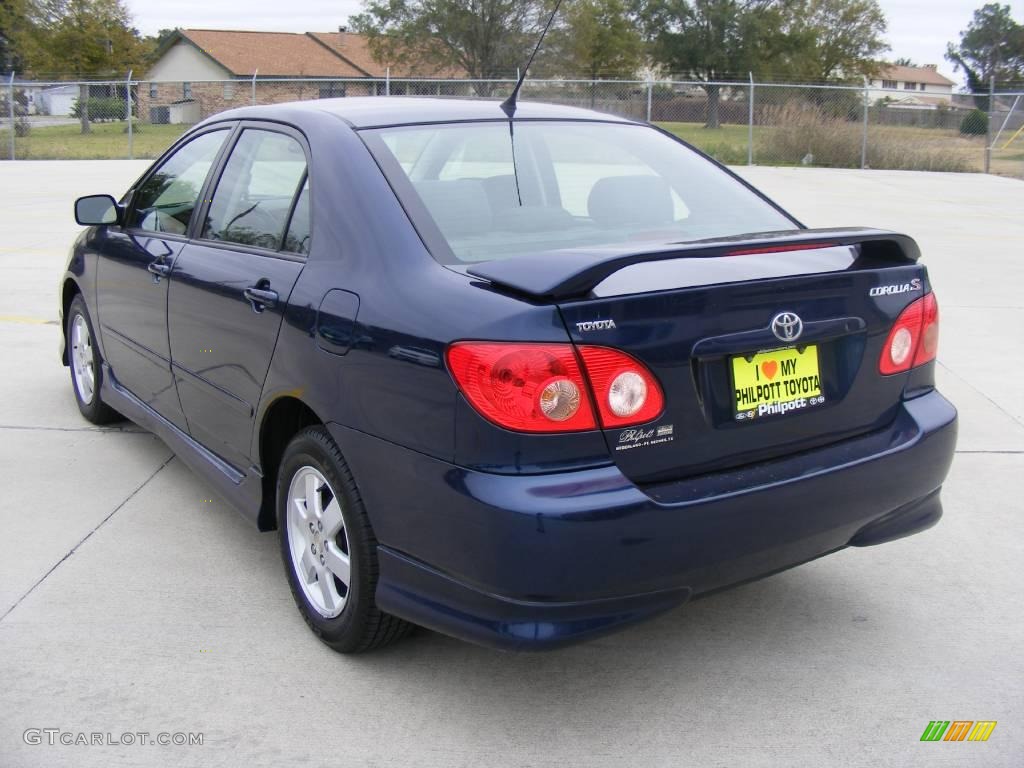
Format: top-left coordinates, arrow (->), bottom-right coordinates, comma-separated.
867,64 -> 956,109
38,84 -> 79,116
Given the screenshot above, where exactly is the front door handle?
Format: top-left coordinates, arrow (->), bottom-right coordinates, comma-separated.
148,260 -> 171,281
243,285 -> 279,312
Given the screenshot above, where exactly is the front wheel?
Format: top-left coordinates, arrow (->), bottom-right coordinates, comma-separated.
277,426 -> 413,653
66,294 -> 121,425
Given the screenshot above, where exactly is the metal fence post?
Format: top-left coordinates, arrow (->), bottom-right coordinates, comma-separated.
747,72 -> 754,166
126,70 -> 133,160
251,70 -> 258,106
861,77 -> 869,169
985,76 -> 995,174
645,78 -> 652,123
386,67 -> 390,96
7,72 -> 15,161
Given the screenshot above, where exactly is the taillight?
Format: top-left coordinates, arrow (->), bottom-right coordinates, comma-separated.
446,343 -> 597,432
879,293 -> 939,375
446,342 -> 664,433
576,346 -> 665,428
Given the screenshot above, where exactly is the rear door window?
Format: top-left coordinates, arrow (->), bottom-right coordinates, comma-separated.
200,129 -> 308,251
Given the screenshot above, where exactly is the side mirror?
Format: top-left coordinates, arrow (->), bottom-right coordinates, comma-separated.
74,194 -> 121,226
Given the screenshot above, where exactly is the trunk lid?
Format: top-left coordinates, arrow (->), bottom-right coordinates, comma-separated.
471,229 -> 928,484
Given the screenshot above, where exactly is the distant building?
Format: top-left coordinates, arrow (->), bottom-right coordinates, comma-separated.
867,64 -> 956,110
37,84 -> 79,116
140,28 -> 466,124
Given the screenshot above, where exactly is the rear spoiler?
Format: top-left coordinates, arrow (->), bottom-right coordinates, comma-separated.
466,227 -> 920,301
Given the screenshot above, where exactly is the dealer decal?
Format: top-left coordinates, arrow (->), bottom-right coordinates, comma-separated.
616,424 -> 674,451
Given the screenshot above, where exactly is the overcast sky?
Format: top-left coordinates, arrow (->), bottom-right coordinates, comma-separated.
125,0 -> 1022,84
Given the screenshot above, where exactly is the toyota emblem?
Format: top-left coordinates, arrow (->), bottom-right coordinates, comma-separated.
771,312 -> 803,343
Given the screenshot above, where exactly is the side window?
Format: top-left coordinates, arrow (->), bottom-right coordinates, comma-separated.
201,129 -> 308,251
283,178 -> 310,255
129,129 -> 229,235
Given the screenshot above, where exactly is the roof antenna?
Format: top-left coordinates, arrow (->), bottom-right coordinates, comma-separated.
501,0 -> 565,118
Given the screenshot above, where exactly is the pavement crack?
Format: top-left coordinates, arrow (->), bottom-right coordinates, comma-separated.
0,455 -> 175,624
0,424 -> 147,434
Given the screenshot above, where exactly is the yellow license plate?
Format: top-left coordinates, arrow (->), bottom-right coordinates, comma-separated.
731,345 -> 825,421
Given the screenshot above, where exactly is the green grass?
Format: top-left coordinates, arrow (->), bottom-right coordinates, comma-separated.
656,120 -> 1024,175
0,121 -> 188,160
656,122 -> 757,164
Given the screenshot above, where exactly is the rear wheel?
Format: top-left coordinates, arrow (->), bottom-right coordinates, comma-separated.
67,294 -> 120,425
277,426 -> 413,652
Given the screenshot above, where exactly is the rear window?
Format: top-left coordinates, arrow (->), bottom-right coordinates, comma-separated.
363,121 -> 795,264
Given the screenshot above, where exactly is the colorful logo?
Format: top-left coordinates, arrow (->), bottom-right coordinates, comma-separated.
920,721 -> 997,742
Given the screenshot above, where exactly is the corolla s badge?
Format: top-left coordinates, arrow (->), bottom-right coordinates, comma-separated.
771,312 -> 803,343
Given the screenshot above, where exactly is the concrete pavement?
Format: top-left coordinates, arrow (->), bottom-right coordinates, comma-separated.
0,160 -> 1021,767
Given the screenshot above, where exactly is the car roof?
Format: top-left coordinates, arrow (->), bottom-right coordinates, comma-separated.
208,96 -> 639,129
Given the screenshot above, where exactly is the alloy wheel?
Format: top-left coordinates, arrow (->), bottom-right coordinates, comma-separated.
286,466 -> 351,618
70,313 -> 96,404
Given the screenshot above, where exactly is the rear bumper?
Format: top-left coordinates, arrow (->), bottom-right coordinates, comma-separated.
329,390 -> 957,651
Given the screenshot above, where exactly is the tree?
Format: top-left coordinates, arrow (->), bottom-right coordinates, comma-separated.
893,56 -> 916,66
10,0 -> 148,132
351,0 -> 549,95
784,0 -> 887,82
0,0 -> 31,73
641,0 -> 888,127
641,0 -> 791,128
550,0 -> 645,84
141,27 -> 177,68
946,3 -> 1024,106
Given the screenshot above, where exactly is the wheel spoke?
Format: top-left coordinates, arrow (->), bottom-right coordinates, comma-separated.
317,570 -> 336,612
298,546 -> 319,584
322,543 -> 350,587
321,496 -> 344,538
292,494 -> 310,524
305,472 -> 321,517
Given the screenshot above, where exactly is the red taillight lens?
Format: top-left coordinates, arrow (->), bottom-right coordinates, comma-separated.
879,293 -> 939,375
446,342 -> 665,433
446,343 -> 597,432
576,346 -> 665,428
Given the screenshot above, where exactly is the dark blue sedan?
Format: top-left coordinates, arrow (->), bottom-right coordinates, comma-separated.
62,98 -> 957,652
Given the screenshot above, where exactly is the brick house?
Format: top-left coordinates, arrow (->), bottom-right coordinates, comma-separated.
139,28 -> 465,124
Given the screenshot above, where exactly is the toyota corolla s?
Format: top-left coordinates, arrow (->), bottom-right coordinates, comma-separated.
61,98 -> 957,653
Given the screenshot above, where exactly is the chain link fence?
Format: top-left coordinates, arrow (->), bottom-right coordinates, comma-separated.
2,74 -> 1022,178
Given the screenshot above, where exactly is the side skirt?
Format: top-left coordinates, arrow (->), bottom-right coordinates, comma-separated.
100,363 -> 264,527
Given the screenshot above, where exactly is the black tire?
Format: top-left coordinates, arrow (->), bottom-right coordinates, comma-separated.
277,426 -> 413,653
66,294 -> 121,425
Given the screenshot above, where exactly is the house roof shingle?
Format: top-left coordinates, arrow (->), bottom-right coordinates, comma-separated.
876,64 -> 956,87
307,32 -> 463,78
179,29 -> 366,77
171,29 -> 462,79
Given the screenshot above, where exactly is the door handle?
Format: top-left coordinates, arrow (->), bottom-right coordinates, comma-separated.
243,286 -> 279,312
147,260 -> 171,281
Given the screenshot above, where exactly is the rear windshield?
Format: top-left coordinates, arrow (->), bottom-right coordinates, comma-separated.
362,120 -> 796,264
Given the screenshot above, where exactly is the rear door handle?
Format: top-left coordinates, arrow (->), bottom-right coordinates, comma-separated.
147,260 -> 171,280
243,286 -> 279,312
